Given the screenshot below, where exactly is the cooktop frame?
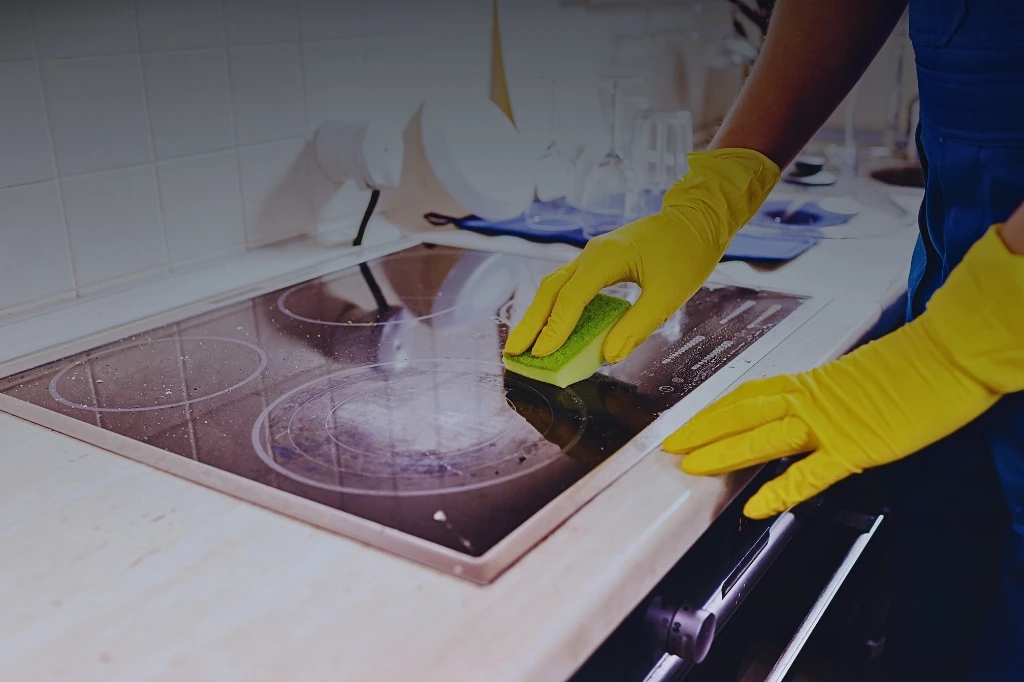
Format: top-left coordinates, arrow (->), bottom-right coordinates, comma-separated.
0,234 -> 831,584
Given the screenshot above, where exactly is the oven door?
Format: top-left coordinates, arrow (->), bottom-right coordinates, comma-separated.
570,460 -> 890,682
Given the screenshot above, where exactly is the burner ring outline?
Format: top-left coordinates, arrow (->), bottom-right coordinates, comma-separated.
278,369 -> 555,478
48,336 -> 268,413
319,380 -> 520,460
251,359 -> 587,496
276,284 -> 469,327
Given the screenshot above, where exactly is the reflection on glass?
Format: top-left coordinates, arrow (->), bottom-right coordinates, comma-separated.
581,77 -> 644,239
506,372 -> 661,468
0,244 -> 807,561
527,76 -> 578,232
631,109 -> 694,218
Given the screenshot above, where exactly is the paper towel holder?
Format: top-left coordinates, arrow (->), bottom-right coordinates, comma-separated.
314,119 -> 404,191
314,119 -> 405,246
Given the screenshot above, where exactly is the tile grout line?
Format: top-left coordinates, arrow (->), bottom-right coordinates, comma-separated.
28,11 -> 80,300
132,0 -> 172,276
172,334 -> 201,462
222,0 -> 251,253
213,0 -> 244,242
295,0 -> 317,233
14,133 -> 308,188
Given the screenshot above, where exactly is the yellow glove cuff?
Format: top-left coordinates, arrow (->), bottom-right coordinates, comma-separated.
922,224 -> 1024,395
662,148 -> 781,246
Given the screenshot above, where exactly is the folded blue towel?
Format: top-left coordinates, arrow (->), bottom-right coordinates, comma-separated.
425,197 -> 823,262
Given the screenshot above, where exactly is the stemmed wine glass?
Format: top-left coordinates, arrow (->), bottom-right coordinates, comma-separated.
581,76 -> 644,239
526,76 -> 577,231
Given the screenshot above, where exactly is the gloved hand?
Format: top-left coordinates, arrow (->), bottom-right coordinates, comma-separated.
666,224 -> 1024,519
504,149 -> 780,363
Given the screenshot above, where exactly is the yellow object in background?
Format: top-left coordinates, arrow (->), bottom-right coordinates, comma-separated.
489,0 -> 515,125
505,148 -> 780,363
667,224 -> 1024,519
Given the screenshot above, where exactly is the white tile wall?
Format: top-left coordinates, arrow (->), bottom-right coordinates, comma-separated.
134,0 -> 226,52
223,0 -> 299,46
61,166 -> 166,292
362,0 -> 466,38
157,151 -> 245,267
42,55 -> 153,176
0,62 -> 54,188
228,44 -> 305,145
238,137 -> 312,248
302,39 -> 366,132
0,182 -> 74,314
0,0 -> 742,321
31,0 -> 139,59
143,49 -> 235,160
0,5 -> 36,61
298,0 -> 362,42
363,36 -> 435,126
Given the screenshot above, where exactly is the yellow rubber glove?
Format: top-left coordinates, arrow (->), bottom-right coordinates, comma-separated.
504,149 -> 780,363
666,224 -> 1024,520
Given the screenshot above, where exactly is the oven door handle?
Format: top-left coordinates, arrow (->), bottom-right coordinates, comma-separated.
642,510 -> 882,682
643,505 -> 809,681
762,513 -> 884,682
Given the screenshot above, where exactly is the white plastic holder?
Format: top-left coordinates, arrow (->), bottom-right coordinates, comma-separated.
314,119 -> 405,190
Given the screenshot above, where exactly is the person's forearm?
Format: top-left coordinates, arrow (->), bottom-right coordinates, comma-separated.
1002,202 -> 1024,255
711,0 -> 908,168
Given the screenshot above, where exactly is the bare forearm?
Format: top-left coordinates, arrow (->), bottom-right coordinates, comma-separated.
1003,202 -> 1024,255
711,0 -> 908,168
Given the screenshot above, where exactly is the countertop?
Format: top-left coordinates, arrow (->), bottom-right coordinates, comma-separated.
0,199 -> 921,682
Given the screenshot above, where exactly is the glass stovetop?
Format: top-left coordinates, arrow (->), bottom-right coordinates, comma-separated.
0,243 -> 814,583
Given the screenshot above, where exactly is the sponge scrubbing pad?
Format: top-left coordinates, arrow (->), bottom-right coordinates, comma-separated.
503,294 -> 631,388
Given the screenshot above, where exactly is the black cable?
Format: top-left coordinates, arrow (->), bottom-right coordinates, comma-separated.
358,262 -> 389,314
352,188 -> 381,247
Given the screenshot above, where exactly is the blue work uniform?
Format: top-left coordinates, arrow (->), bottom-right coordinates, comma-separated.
886,2 -> 1024,680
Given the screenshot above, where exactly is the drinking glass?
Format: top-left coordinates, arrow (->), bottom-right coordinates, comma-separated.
581,77 -> 644,239
631,109 -> 693,216
526,77 -> 577,231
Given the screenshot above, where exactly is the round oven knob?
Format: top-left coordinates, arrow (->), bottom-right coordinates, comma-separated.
666,604 -> 716,664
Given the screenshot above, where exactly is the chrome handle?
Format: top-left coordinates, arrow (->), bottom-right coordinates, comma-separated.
701,509 -> 802,629
647,599 -> 716,666
641,652 -> 691,682
763,514 -> 885,682
644,507 -> 807,681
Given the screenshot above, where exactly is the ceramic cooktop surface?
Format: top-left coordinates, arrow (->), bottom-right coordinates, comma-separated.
0,243 -> 815,582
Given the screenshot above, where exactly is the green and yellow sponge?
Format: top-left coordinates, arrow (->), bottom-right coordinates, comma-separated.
503,294 -> 631,388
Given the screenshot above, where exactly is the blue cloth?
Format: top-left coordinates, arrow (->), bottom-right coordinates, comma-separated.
888,2 -> 1024,679
431,198 -> 822,263
748,199 -> 855,228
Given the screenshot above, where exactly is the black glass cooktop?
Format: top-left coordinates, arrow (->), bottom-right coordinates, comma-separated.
0,244 -> 808,575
